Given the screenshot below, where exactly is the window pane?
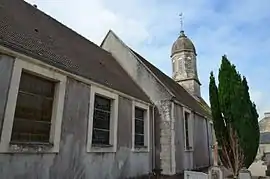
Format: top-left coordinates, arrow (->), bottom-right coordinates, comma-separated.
93,109 -> 110,130
11,118 -> 51,143
94,95 -> 111,111
11,72 -> 55,143
135,108 -> 144,119
185,117 -> 190,148
135,134 -> 144,146
15,92 -> 53,122
135,107 -> 145,147
92,129 -> 110,145
135,119 -> 144,134
184,112 -> 190,121
19,72 -> 55,98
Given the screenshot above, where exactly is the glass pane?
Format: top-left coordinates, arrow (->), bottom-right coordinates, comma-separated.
135,119 -> 144,134
93,109 -> 110,130
185,118 -> 190,148
15,92 -> 53,122
94,95 -> 111,111
184,112 -> 190,120
135,108 -> 144,119
92,129 -> 110,145
19,72 -> 55,98
11,118 -> 51,143
135,134 -> 144,146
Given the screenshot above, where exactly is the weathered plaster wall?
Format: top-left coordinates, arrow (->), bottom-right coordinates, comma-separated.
174,103 -> 185,172
101,32 -> 175,175
174,103 -> 211,173
0,54 -> 14,139
158,100 -> 174,175
0,77 -> 152,179
193,115 -> 210,169
101,32 -> 172,103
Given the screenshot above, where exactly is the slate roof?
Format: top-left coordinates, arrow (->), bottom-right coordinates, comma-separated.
260,132 -> 270,144
197,97 -> 212,119
130,49 -> 209,117
0,0 -> 151,102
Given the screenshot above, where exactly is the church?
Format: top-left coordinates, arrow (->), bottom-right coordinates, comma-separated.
0,0 -> 213,178
101,30 -> 214,175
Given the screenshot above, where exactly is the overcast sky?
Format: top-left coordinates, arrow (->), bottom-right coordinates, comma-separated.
25,0 -> 270,120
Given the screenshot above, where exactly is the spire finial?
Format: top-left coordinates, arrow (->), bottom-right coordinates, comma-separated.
179,13 -> 184,32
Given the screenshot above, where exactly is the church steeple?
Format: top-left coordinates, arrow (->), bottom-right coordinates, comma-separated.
171,16 -> 201,97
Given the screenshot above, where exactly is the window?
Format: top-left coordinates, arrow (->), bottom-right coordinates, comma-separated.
92,95 -> 111,145
184,112 -> 190,149
135,107 -> 145,147
87,85 -> 118,153
172,59 -> 175,73
11,72 -> 55,144
132,101 -> 150,152
183,108 -> 193,151
0,58 -> 66,153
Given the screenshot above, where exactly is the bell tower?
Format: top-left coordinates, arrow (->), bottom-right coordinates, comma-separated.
171,15 -> 201,97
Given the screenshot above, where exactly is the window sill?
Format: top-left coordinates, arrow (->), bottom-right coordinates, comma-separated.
91,144 -> 113,148
0,141 -> 57,154
87,144 -> 116,153
184,147 -> 193,152
10,141 -> 54,147
132,146 -> 149,153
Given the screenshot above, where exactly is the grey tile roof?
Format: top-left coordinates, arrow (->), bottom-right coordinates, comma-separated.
130,49 -> 209,117
0,0 -> 151,103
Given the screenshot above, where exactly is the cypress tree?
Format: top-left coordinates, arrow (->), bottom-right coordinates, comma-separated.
209,55 -> 259,176
240,77 -> 260,167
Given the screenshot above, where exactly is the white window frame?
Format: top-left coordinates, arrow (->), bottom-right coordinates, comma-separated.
87,85 -> 118,153
131,101 -> 150,152
0,58 -> 66,153
183,108 -> 194,151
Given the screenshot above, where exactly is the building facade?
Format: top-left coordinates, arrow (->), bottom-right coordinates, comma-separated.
0,0 -> 154,178
0,0 -> 213,178
101,30 -> 214,175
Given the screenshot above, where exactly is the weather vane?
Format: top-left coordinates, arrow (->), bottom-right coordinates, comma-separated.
179,13 -> 183,31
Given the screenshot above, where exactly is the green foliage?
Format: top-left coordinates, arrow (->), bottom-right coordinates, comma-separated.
209,55 -> 260,169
